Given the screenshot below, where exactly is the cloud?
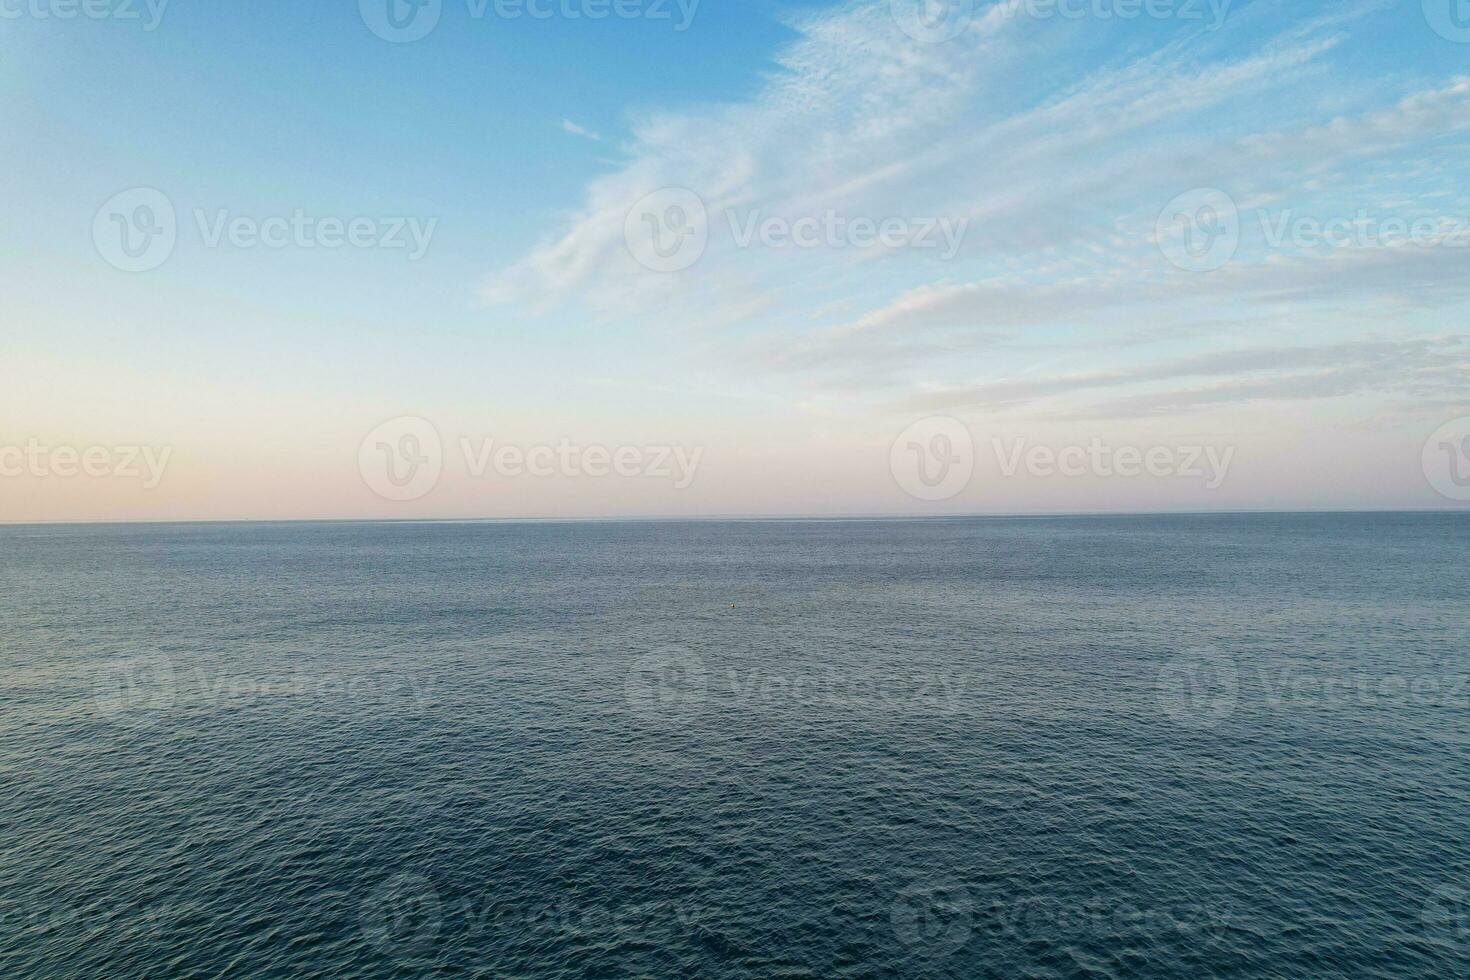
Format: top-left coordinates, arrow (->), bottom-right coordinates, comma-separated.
822,234 -> 1470,340
484,0 -> 1469,428
560,119 -> 603,142
484,3 -> 1382,308
1237,75 -> 1470,162
897,337 -> 1470,418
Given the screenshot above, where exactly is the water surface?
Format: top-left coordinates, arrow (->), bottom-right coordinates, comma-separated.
2,514 -> 1468,977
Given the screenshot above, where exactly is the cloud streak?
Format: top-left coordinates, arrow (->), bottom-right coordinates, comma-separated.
899,337 -> 1470,418
484,1 -> 1470,430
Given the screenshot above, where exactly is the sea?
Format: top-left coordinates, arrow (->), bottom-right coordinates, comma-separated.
2,513 -> 1467,977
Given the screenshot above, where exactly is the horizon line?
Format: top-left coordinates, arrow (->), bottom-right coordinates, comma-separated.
2,507 -> 1466,529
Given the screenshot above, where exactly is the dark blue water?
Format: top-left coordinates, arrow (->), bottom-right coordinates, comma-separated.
2,514 -> 1468,977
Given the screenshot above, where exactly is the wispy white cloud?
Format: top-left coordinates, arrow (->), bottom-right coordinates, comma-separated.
486,0 -> 1469,429
818,231 -> 1470,340
560,119 -> 603,142
899,336 -> 1470,418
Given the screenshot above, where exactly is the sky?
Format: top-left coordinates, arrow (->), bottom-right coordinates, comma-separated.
3,0 -> 1469,521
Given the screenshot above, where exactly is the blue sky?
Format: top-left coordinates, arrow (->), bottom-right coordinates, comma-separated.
3,0 -> 1469,520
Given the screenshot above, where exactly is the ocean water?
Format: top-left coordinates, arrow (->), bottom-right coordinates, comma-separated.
2,513 -> 1468,978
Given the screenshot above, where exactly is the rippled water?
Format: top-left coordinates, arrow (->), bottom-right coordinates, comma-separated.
2,514 -> 1468,977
